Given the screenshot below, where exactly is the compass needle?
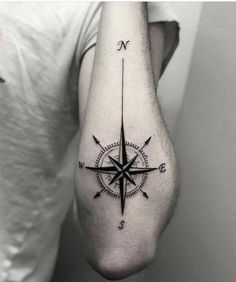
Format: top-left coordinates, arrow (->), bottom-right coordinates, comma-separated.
119,177 -> 127,215
124,172 -> 136,185
108,156 -> 122,171
86,166 -> 117,174
129,167 -> 158,175
109,171 -> 123,185
124,154 -> 138,171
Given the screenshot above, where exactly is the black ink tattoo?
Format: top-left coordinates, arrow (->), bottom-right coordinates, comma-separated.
159,163 -> 166,173
139,137 -> 152,152
117,40 -> 130,51
118,220 -> 125,230
86,58 -> 166,218
93,135 -> 105,151
0,77 -> 5,83
78,161 -> 85,169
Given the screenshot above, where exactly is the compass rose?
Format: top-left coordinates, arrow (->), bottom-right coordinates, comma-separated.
86,58 -> 158,214
86,124 -> 157,214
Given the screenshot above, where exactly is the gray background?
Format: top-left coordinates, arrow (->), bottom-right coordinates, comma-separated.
52,3 -> 236,282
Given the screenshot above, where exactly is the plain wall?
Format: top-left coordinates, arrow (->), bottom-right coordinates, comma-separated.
158,2 -> 202,136
146,3 -> 236,282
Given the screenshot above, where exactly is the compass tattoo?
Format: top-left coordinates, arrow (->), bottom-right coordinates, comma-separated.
79,43 -> 167,227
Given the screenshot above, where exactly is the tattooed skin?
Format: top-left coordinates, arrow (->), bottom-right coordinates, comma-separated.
78,41 -> 167,228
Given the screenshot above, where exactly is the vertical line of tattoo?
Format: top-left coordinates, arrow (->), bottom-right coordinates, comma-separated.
121,58 -> 124,124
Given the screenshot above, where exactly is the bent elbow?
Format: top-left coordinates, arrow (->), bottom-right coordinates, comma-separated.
90,247 -> 155,280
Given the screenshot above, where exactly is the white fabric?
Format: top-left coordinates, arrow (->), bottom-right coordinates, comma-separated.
0,2 -> 179,281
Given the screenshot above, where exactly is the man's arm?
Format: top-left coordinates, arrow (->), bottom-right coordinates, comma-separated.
76,3 -> 178,280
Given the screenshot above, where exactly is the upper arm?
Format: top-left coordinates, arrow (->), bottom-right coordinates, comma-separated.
78,22 -> 165,126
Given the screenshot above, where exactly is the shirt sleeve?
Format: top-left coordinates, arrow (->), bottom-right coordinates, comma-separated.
148,2 -> 180,76
79,2 -> 180,77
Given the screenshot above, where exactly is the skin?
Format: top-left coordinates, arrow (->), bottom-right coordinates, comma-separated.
75,3 -> 178,280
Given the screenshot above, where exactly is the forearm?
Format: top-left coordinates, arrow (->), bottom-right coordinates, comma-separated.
76,3 -> 178,279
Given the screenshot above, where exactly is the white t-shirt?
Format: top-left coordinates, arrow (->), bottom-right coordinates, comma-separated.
0,2 -> 179,281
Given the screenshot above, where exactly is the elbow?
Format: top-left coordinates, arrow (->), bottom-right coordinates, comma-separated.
90,247 -> 155,280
